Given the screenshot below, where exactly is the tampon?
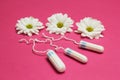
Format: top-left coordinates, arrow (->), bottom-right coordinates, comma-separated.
64,48 -> 88,63
79,40 -> 104,53
47,50 -> 66,72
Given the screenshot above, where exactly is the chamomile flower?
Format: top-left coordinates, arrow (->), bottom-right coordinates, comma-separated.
76,17 -> 105,39
16,17 -> 44,36
46,13 -> 74,35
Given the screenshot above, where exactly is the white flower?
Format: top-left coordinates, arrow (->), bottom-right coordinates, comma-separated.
76,17 -> 105,39
16,17 -> 44,36
46,13 -> 74,35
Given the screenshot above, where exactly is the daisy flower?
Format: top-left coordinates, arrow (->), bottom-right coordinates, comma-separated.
16,16 -> 44,36
76,17 -> 105,39
46,13 -> 74,35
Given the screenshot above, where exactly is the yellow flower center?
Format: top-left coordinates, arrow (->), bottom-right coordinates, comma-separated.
26,24 -> 33,29
57,22 -> 64,28
86,26 -> 94,32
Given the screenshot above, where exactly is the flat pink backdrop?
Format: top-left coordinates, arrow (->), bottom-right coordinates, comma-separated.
0,0 -> 120,80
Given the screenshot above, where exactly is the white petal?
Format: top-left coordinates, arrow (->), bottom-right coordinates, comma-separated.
23,31 -> 27,34
89,36 -> 93,39
100,35 -> 104,37
95,36 -> 100,39
61,32 -> 65,35
74,30 -> 81,33
34,32 -> 39,35
49,31 -> 52,34
34,29 -> 39,33
67,28 -> 73,32
56,13 -> 63,21
37,26 -> 44,29
17,30 -> 23,34
55,32 -> 59,35
28,33 -> 32,36
16,27 -> 20,30
81,33 -> 87,37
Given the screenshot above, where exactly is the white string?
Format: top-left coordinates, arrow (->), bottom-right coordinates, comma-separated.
19,38 -> 49,56
32,39 -> 50,56
19,38 -> 65,56
63,36 -> 80,45
45,38 -> 65,51
19,38 -> 32,44
42,33 -> 80,45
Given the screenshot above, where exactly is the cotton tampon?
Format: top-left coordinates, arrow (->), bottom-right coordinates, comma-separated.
64,48 -> 88,63
79,40 -> 104,53
47,50 -> 66,72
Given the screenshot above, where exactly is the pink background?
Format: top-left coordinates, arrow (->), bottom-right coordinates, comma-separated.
0,0 -> 120,80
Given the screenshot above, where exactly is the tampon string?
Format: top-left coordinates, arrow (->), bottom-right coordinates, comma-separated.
19,38 -> 65,55
42,33 -> 80,45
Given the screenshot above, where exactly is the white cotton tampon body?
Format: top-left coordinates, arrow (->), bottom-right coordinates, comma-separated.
79,40 -> 104,53
64,48 -> 88,63
47,50 -> 66,72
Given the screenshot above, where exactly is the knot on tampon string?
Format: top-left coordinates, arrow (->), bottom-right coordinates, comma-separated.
42,33 -> 80,45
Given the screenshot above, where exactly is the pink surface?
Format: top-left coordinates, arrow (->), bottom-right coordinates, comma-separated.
0,0 -> 120,80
